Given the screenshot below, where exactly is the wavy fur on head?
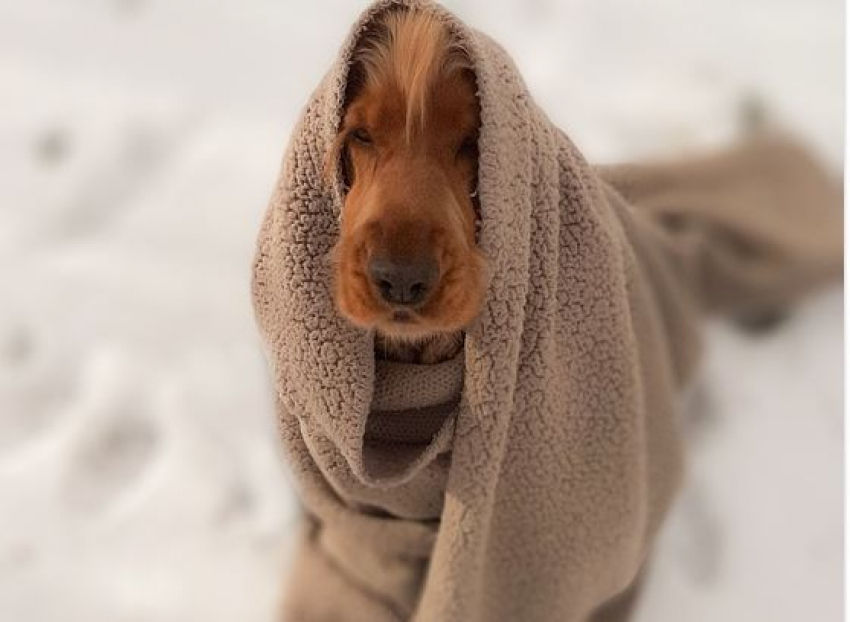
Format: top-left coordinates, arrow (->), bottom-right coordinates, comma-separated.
352,10 -> 473,143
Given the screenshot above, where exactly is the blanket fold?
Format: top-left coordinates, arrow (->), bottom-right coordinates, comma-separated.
598,134 -> 843,319
252,1 -> 842,620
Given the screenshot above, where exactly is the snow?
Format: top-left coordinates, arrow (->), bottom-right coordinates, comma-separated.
0,0 -> 842,620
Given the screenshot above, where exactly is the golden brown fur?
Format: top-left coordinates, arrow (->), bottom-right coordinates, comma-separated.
328,9 -> 487,363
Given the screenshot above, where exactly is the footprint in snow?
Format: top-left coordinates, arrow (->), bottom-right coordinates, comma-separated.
0,322 -> 81,457
61,397 -> 161,515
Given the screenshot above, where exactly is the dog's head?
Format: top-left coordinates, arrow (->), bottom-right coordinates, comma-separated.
328,9 -> 488,343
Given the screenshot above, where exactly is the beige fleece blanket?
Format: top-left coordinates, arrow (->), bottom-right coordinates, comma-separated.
251,1 -> 843,620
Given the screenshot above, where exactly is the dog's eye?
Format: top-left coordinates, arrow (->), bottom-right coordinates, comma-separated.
457,135 -> 478,158
350,128 -> 373,146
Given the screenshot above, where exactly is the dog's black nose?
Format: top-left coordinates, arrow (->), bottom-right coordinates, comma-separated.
368,256 -> 438,306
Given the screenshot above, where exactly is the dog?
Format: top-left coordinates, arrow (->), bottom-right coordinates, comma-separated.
329,9 -> 488,364
255,3 -> 842,620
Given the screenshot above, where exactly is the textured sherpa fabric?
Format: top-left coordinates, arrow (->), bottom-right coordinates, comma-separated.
251,1 -> 843,620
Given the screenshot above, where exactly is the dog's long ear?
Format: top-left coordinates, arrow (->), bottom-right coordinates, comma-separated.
324,17 -> 386,190
338,59 -> 369,189
324,64 -> 361,191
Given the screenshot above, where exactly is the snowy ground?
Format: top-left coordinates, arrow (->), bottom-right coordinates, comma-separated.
0,0 -> 843,621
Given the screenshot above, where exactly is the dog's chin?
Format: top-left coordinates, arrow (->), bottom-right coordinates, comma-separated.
338,295 -> 476,343
338,303 -> 441,342
375,311 -> 439,341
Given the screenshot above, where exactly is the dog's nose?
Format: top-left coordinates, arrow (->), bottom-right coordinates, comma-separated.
368,256 -> 438,306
